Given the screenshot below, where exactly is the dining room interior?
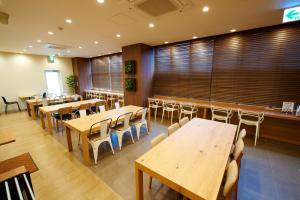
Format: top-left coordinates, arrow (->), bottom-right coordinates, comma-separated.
0,0 -> 300,200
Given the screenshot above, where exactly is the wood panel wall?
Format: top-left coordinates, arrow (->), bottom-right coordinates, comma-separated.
72,57 -> 92,96
122,43 -> 154,107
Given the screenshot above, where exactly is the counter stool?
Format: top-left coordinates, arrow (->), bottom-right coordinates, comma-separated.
148,98 -> 162,121
161,101 -> 179,124
237,109 -> 264,146
211,106 -> 233,124
179,103 -> 198,120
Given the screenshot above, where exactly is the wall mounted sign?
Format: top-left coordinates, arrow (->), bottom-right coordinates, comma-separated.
283,6 -> 300,23
47,55 -> 55,63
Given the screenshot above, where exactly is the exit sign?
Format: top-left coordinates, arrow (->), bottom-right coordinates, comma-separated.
283,6 -> 300,23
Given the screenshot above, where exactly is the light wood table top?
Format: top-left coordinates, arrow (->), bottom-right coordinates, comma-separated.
135,118 -> 237,200
0,132 -> 16,146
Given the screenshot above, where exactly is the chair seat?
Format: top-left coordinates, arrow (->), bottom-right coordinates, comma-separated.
131,119 -> 146,126
181,109 -> 197,114
163,107 -> 178,112
213,114 -> 229,120
7,101 -> 18,104
112,124 -> 131,132
240,118 -> 260,125
88,132 -> 110,141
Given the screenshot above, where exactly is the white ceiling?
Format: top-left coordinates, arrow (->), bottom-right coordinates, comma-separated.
0,0 -> 298,58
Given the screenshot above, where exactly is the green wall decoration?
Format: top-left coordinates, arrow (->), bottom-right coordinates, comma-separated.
125,78 -> 136,91
66,75 -> 78,94
125,60 -> 136,74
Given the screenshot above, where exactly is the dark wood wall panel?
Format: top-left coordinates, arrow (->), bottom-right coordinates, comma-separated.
72,57 -> 92,96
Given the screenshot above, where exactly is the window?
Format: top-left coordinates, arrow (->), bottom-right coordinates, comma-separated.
91,54 -> 123,91
45,70 -> 62,96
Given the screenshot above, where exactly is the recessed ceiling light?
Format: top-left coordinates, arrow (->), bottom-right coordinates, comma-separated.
108,52 -> 111,54
230,29 -> 237,32
23,49 -> 27,52
164,41 -> 169,44
149,23 -> 155,28
192,36 -> 197,39
94,41 -> 99,44
48,31 -> 54,35
28,45 -> 33,48
78,46 -> 82,49
202,6 -> 209,12
97,0 -> 105,3
116,34 -> 121,38
65,19 -> 72,24
119,50 -> 122,52
97,54 -> 101,56
37,40 -> 42,43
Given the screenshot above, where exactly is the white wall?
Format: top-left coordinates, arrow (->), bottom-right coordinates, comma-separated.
0,52 -> 73,112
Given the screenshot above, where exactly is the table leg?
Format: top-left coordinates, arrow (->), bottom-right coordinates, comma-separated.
66,127 -> 73,152
46,112 -> 53,134
203,108 -> 207,119
30,104 -> 36,119
81,133 -> 90,166
39,111 -> 45,129
26,102 -> 31,116
147,108 -> 151,132
135,164 -> 144,200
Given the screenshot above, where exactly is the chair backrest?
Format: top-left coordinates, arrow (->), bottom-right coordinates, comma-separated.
58,107 -> 73,120
135,107 -> 148,122
115,102 -> 120,109
223,160 -> 238,198
238,109 -> 264,123
150,133 -> 167,148
238,129 -> 246,140
99,105 -> 106,113
179,117 -> 189,127
163,101 -> 178,109
180,103 -> 196,112
168,123 -> 180,136
148,98 -> 161,108
116,112 -> 133,129
2,96 -> 8,104
79,109 -> 87,117
211,106 -> 232,118
89,118 -> 112,139
233,139 -> 244,167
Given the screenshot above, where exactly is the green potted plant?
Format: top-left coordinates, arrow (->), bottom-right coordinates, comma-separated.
125,60 -> 136,74
66,75 -> 78,94
125,78 -> 136,91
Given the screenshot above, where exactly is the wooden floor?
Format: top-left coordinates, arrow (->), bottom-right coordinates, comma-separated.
0,112 -> 122,200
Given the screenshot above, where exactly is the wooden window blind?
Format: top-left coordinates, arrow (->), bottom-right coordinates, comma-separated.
153,39 -> 214,100
91,53 -> 123,91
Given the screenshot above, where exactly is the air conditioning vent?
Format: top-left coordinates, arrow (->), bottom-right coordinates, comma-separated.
43,43 -> 73,50
135,0 -> 189,17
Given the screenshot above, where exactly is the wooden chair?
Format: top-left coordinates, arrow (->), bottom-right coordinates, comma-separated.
112,112 -> 134,150
179,103 -> 198,120
1,96 -> 21,114
131,108 -> 148,140
211,106 -> 233,124
167,123 -> 180,136
237,109 -> 264,146
148,98 -> 162,121
149,133 -> 167,188
54,107 -> 73,133
161,101 -> 179,124
88,118 -> 114,164
179,117 -> 189,127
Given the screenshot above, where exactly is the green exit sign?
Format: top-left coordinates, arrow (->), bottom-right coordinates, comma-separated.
283,6 -> 300,23
47,55 -> 55,63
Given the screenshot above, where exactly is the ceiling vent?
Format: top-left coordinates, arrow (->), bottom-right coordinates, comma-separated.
43,43 -> 73,50
0,12 -> 9,25
135,0 -> 189,17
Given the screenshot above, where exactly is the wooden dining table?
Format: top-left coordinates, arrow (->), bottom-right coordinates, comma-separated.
135,118 -> 237,200
64,105 -> 151,166
39,99 -> 104,135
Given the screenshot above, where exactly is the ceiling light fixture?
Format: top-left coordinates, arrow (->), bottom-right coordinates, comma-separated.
94,41 -> 99,44
28,45 -> 33,48
37,40 -> 42,43
164,41 -> 169,44
23,49 -> 27,52
78,46 -> 82,49
116,34 -> 121,38
202,6 -> 209,12
48,31 -> 54,35
65,19 -> 72,24
230,29 -> 236,32
97,0 -> 105,4
192,36 -> 197,39
149,23 -> 155,28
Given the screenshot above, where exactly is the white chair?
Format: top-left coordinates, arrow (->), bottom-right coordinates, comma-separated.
118,95 -> 124,106
211,106 -> 233,124
107,94 -> 117,108
115,102 -> 120,109
230,129 -> 246,154
112,112 -> 134,150
233,139 -> 244,168
99,105 -> 106,113
148,98 -> 162,121
167,123 -> 180,136
149,133 -> 167,189
179,117 -> 189,127
161,101 -> 179,124
131,108 -> 149,140
237,109 -> 264,146
179,103 -> 198,120
222,160 -> 239,200
88,118 -> 114,164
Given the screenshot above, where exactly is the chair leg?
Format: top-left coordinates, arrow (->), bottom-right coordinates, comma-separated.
129,130 -> 135,144
236,121 -> 241,142
5,105 -> 8,114
149,176 -> 153,189
171,111 -> 174,124
118,133 -> 123,150
78,134 -> 81,145
161,109 -> 165,122
92,145 -> 99,164
254,124 -> 259,146
108,140 -> 114,154
136,124 -> 141,140
16,103 -> 21,112
179,110 -> 182,120
56,120 -> 59,132
154,108 -> 158,121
